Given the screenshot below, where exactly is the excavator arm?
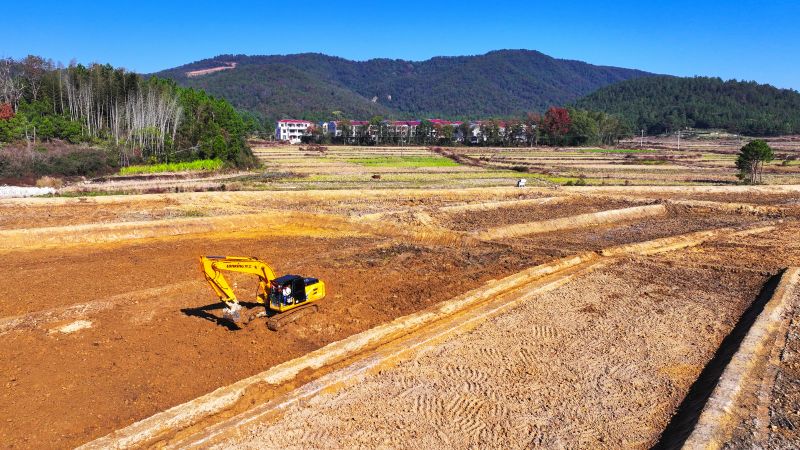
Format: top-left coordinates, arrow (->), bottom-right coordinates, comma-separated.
200,256 -> 277,320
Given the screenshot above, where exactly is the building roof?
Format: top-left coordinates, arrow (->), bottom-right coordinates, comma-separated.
428,119 -> 463,126
278,119 -> 313,124
388,120 -> 421,126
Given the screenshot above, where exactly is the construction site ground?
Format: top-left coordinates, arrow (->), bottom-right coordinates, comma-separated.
3,180 -> 800,448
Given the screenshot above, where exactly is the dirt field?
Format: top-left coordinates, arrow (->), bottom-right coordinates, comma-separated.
3,171 -> 800,448
216,256 -> 769,449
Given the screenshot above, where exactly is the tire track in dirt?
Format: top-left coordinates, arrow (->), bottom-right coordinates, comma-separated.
207,256 -> 769,450
79,223 -> 778,449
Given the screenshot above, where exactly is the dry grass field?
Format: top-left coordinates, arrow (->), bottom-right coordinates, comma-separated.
3,138 -> 800,449
55,137 -> 800,196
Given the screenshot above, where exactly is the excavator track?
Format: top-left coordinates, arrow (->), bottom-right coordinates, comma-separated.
267,304 -> 319,331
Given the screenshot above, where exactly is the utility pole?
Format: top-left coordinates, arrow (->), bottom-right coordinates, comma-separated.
640,129 -> 644,148
677,129 -> 681,151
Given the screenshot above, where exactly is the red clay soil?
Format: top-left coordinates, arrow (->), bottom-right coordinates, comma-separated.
0,234 -> 548,449
504,212 -> 759,255
440,197 -> 641,232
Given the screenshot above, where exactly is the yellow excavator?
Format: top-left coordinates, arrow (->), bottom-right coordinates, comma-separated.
200,256 -> 325,330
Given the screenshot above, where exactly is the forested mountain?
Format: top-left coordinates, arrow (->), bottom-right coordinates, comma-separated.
174,63 -> 393,123
155,50 -> 652,122
575,76 -> 800,136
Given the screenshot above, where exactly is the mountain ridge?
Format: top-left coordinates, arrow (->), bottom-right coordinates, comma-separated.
154,49 -> 654,122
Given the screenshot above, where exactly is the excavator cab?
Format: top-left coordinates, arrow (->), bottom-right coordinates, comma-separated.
269,275 -> 325,313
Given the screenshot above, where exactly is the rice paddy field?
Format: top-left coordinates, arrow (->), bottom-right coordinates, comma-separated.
54,136 -> 800,195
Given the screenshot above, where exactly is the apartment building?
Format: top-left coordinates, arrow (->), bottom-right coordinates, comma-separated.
275,119 -> 314,144
276,118 -> 498,144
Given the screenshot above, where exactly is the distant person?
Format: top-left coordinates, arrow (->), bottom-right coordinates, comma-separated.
283,285 -> 293,305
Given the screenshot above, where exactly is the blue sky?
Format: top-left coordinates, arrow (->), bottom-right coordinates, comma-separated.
4,0 -> 799,89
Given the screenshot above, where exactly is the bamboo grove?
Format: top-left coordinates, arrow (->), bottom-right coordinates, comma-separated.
0,56 -> 254,167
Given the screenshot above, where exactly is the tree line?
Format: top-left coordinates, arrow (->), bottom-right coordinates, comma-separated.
303,107 -> 629,147
0,55 -> 256,173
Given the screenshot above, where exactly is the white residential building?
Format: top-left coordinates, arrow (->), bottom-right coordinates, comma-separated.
275,120 -> 314,144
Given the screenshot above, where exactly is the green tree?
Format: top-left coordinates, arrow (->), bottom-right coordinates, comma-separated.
415,120 -> 433,145
505,119 -> 524,147
439,124 -> 455,145
479,120 -> 501,146
337,119 -> 353,144
566,109 -> 599,146
736,140 -> 774,184
524,112 -> 540,146
369,116 -> 384,145
457,121 -> 472,145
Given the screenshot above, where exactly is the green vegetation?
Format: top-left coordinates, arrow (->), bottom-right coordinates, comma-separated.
0,56 -> 257,180
576,148 -> 654,154
156,50 -> 650,124
0,143 -> 116,179
346,156 -> 459,167
119,159 -> 223,175
736,140 -> 774,184
576,76 -> 800,136
303,171 -> 521,183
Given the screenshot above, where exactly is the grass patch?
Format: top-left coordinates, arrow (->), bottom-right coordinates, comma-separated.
345,156 -> 459,167
52,190 -> 129,197
701,153 -> 736,160
120,159 -> 223,175
302,170 -> 519,183
181,209 -> 207,217
576,148 -> 655,154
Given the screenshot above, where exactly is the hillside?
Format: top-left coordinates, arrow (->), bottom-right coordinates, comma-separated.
155,50 -> 652,122
0,57 -> 257,182
575,76 -> 800,136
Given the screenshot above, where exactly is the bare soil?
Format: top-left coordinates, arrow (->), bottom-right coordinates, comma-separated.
215,256 -> 769,449
0,232 -> 546,448
439,197 -> 641,232
1,186 -> 799,449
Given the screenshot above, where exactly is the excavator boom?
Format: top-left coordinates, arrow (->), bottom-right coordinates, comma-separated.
200,256 -> 276,304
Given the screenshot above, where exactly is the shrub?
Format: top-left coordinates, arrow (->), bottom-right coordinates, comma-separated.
0,103 -> 13,120
35,176 -> 64,189
0,142 -> 117,179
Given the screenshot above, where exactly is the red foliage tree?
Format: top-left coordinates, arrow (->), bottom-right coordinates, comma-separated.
0,103 -> 13,120
542,106 -> 571,144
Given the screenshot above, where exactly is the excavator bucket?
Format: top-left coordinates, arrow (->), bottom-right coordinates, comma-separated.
222,303 -> 243,323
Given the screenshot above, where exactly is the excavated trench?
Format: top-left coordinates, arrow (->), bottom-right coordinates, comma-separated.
653,272 -> 784,449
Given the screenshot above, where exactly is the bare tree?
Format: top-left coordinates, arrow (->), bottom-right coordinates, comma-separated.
0,58 -> 26,111
58,64 -> 182,164
20,55 -> 49,101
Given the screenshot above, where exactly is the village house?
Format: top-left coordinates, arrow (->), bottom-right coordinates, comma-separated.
275,119 -> 314,144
